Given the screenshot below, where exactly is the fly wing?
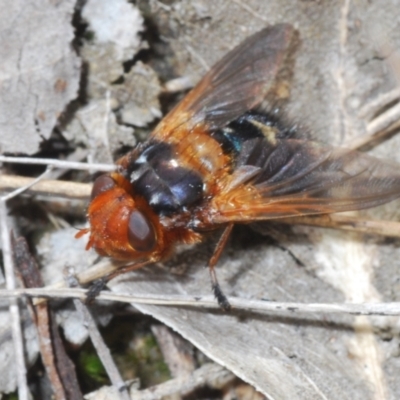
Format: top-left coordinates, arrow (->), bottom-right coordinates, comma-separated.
208,139 -> 400,223
152,24 -> 298,141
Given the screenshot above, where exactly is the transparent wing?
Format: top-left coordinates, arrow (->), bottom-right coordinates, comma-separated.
152,24 -> 298,141
209,139 -> 400,223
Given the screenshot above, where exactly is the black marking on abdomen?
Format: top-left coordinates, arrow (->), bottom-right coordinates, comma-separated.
211,111 -> 295,159
211,110 -> 301,186
127,142 -> 203,215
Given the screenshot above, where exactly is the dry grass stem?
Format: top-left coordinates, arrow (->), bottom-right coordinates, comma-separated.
280,214 -> 400,237
231,0 -> 268,22
347,119 -> 400,151
0,201 -> 29,400
2,167 -> 54,202
0,175 -> 91,199
0,155 -> 115,172
128,363 -> 233,400
351,101 -> 400,150
72,294 -> 131,399
2,287 -> 400,316
359,88 -> 400,119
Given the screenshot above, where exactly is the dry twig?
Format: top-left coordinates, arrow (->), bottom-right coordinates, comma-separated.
128,363 -> 234,400
13,236 -> 82,400
0,175 -> 91,199
0,155 -> 115,172
151,325 -> 195,378
0,201 -> 29,400
67,272 -> 131,400
1,287 -> 400,317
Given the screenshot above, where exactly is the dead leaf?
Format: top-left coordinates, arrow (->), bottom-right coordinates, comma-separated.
0,0 -> 81,154
65,0 -> 151,163
3,1 -> 400,399
104,1 -> 400,399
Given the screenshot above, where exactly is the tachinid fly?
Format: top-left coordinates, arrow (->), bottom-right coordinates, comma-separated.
77,24 -> 400,309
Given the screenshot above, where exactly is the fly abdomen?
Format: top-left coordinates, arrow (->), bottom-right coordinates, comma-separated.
211,111 -> 294,160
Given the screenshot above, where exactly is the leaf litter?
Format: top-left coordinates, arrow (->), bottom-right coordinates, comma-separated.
2,0 -> 400,399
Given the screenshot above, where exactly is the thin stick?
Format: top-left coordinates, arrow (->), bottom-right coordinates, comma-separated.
182,39 -> 210,71
13,236 -> 82,398
163,76 -> 194,93
0,200 -> 29,400
347,102 -> 400,150
13,235 -> 66,400
67,274 -> 130,400
358,87 -> 400,119
46,147 -> 89,180
129,363 -> 233,399
347,33 -> 400,150
3,287 -> 400,316
231,0 -> 268,22
0,155 -> 115,172
2,167 -> 53,202
279,214 -> 400,238
74,301 -> 131,399
36,307 -> 66,399
347,119 -> 400,151
0,175 -> 91,199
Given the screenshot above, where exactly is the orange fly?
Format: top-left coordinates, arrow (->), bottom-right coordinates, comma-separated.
77,24 -> 400,309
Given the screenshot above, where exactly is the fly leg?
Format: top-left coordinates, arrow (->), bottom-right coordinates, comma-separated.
86,260 -> 151,302
208,223 -> 234,311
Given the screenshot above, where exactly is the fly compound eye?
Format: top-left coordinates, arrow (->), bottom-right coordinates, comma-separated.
128,210 -> 156,252
91,175 -> 116,200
